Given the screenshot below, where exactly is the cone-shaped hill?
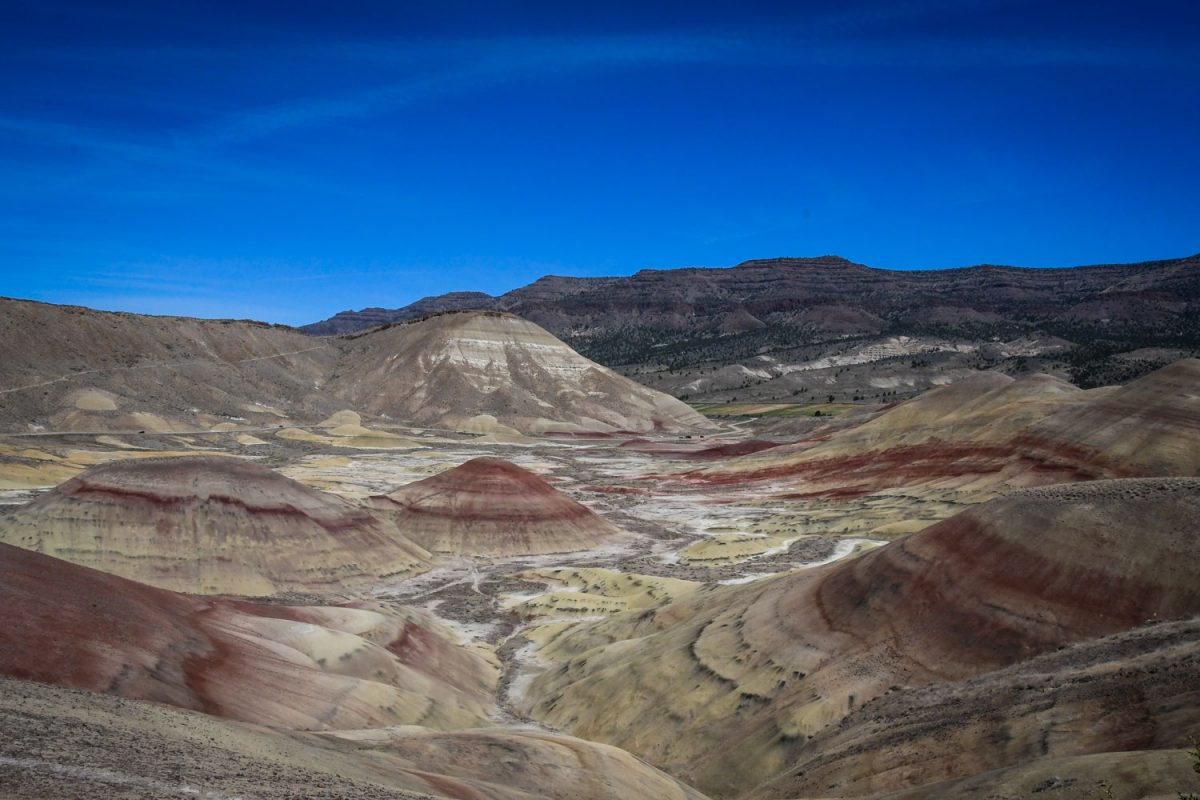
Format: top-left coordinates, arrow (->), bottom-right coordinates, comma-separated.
369,457 -> 626,556
331,311 -> 716,435
520,478 -> 1200,797
0,455 -> 430,595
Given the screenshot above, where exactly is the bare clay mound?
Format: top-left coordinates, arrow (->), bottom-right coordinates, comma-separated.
0,542 -> 496,732
369,456 -> 627,556
0,455 -> 430,595
519,478 -> 1200,798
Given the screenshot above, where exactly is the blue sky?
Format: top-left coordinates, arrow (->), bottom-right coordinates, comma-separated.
1,0 -> 1197,325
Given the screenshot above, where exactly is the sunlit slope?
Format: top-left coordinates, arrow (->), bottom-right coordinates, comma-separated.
332,311 -> 717,434
0,296 -> 337,432
0,300 -> 714,437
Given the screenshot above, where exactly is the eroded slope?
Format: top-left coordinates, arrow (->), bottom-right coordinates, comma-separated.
519,479 -> 1200,797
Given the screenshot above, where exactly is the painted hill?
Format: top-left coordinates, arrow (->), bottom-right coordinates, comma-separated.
693,358 -> 1200,501
0,541 -> 495,731
517,478 -> 1200,797
0,455 -> 430,595
1020,356 -> 1200,476
746,616 -> 1200,798
369,457 -> 626,556
330,311 -> 715,434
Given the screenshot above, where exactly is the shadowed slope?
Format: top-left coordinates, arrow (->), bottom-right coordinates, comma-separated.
745,617 -> 1200,798
0,455 -> 430,595
519,479 -> 1200,797
0,542 -> 495,731
331,311 -> 716,435
0,676 -> 711,800
370,457 -> 626,556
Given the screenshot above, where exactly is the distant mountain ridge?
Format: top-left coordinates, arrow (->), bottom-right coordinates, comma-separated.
302,253 -> 1200,402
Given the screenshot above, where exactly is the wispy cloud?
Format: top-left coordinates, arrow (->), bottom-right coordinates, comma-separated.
180,33 -> 731,148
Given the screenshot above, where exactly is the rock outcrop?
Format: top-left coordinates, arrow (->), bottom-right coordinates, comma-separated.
302,253 -> 1200,403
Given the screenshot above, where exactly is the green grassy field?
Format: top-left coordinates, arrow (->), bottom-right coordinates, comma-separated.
689,402 -> 856,418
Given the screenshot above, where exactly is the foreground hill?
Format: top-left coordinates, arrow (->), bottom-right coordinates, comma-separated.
303,253 -> 1200,401
0,456 -> 430,594
0,541 -> 494,731
518,479 -> 1200,798
0,562 -> 708,800
369,457 -> 627,556
0,299 -> 711,435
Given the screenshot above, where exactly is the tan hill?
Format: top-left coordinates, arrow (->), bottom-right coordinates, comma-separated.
0,676 -> 710,800
330,311 -> 715,434
0,541 -> 495,731
0,455 -> 430,595
0,296 -> 337,433
368,457 -> 626,556
0,299 -> 713,436
807,371 -> 1083,450
517,478 -> 1200,798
